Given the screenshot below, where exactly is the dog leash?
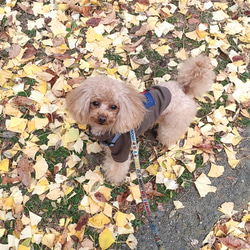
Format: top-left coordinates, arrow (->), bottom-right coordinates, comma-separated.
130,129 -> 165,250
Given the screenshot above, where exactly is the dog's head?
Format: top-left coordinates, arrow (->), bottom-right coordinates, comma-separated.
66,76 -> 146,135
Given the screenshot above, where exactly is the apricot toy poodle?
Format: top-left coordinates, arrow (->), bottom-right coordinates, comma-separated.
66,55 -> 215,184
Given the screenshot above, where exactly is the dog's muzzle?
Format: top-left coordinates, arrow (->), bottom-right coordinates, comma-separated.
98,116 -> 107,125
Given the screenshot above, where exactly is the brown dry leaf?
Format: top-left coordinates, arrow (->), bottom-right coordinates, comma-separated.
52,59 -> 66,75
17,155 -> 34,188
94,192 -> 108,202
232,55 -> 244,62
14,214 -> 24,235
241,109 -> 250,118
144,182 -> 166,197
82,0 -> 91,17
217,236 -> 250,250
1,176 -> 21,185
245,221 -> 250,234
52,37 -> 65,47
12,96 -> 36,112
135,23 -> 149,36
86,17 -> 101,27
68,76 -> 85,86
54,54 -> 72,60
196,141 -> 223,154
22,44 -> 37,59
36,72 -> 55,82
17,2 -> 34,15
157,203 -> 166,212
100,5 -> 120,25
63,238 -> 75,250
242,101 -> 250,108
80,238 -> 94,248
75,213 -> 89,231
9,43 -> 21,59
138,0 -> 150,5
122,37 -> 145,52
117,189 -> 131,208
187,15 -> 200,25
66,0 -> 91,17
131,55 -> 149,65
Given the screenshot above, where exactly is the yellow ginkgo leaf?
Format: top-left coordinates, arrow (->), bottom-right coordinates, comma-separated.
196,28 -> 209,39
0,159 -> 9,172
64,127 -> 79,143
117,65 -> 130,77
41,233 -> 56,249
155,45 -> 170,56
89,212 -> 110,229
208,163 -> 224,178
18,245 -> 30,250
194,173 -> 217,198
175,48 -> 188,60
7,117 -> 27,133
146,163 -> 159,175
99,228 -> 115,250
129,185 -> 141,201
224,146 -> 239,168
29,211 -> 42,226
34,116 -> 49,130
173,201 -> 185,209
86,141 -> 102,154
33,155 -> 48,179
126,234 -> 138,249
218,202 -> 237,217
114,211 -> 134,227
46,189 -> 62,201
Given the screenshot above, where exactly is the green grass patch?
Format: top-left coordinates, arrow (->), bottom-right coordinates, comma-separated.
23,28 -> 36,38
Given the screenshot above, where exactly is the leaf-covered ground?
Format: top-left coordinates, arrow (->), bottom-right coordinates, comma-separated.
0,0 -> 250,249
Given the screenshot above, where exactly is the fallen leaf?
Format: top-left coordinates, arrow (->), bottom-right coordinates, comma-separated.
89,212 -> 110,229
22,44 -> 37,59
0,159 -> 9,172
173,201 -> 185,209
17,156 -> 34,188
86,17 -> 101,27
194,173 -> 217,197
9,43 -> 21,58
218,202 -> 237,217
75,213 -> 89,231
126,233 -> 138,249
99,228 -> 115,250
217,236 -> 250,250
95,192 -> 108,202
208,163 -> 224,178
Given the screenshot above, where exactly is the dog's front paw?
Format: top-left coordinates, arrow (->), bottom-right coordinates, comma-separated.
102,157 -> 131,185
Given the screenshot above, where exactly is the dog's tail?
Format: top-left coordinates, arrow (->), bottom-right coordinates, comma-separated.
177,55 -> 215,98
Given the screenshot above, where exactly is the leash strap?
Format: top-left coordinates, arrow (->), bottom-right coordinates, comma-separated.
130,129 -> 165,250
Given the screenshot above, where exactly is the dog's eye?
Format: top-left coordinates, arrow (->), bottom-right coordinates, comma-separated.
92,101 -> 99,107
111,105 -> 117,110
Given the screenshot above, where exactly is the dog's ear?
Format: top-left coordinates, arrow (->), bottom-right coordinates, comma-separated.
112,85 -> 146,133
66,83 -> 91,125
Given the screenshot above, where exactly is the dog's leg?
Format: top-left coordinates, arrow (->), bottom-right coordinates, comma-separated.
157,96 -> 197,147
102,147 -> 131,185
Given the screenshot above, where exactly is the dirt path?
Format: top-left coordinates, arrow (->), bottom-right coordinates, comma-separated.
126,126 -> 250,250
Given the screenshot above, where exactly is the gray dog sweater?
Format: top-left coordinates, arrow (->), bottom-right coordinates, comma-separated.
91,86 -> 171,162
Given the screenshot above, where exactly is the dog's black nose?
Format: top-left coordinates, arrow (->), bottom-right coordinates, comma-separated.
98,116 -> 107,125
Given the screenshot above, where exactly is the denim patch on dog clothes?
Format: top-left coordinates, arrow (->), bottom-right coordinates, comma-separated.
143,91 -> 156,109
